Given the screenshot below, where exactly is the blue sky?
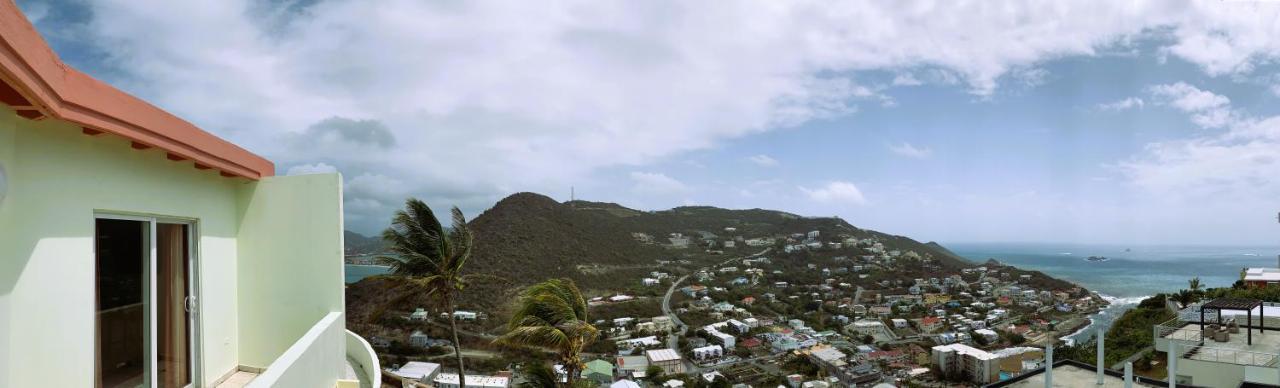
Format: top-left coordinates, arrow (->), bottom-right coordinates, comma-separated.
18,1 -> 1280,244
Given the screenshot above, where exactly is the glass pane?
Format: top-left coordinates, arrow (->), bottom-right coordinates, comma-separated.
96,219 -> 147,388
157,223 -> 191,388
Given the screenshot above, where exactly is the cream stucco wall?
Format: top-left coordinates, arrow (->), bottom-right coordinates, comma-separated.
236,172 -> 345,369
0,107 -> 348,387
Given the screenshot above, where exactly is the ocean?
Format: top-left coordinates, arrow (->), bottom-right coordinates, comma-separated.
947,242 -> 1280,344
346,264 -> 391,283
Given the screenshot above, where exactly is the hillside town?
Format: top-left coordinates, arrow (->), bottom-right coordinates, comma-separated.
370,226 -> 1106,387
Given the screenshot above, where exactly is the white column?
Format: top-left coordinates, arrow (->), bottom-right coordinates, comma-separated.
1124,361 -> 1133,388
1045,344 -> 1054,388
1168,342 -> 1176,388
1097,330 -> 1106,385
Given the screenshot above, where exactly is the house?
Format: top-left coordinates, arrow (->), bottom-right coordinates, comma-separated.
434,374 -> 511,388
582,359 -> 615,385
453,311 -> 479,321
645,349 -> 686,375
612,380 -> 642,388
918,316 -> 943,333
0,5 -> 377,387
614,355 -> 649,379
742,296 -> 756,305
410,330 -> 431,348
650,316 -> 675,332
616,336 -> 662,351
692,344 -> 724,361
410,308 -> 431,321
390,361 -> 441,382
642,278 -> 660,286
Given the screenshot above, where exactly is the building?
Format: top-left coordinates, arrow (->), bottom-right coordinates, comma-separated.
616,336 -> 662,351
410,330 -> 431,348
582,359 -> 615,385
390,361 -> 441,382
651,316 -> 675,332
411,308 -> 431,321
0,4 -> 377,387
645,349 -> 686,375
615,355 -> 649,380
692,344 -> 724,361
931,343 -> 1001,384
1243,266 -> 1280,287
434,373 -> 511,388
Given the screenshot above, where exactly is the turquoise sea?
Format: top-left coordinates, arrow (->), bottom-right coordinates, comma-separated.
948,242 -> 1280,344
345,264 -> 391,283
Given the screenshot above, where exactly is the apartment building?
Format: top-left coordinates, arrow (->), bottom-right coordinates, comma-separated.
931,343 -> 1001,384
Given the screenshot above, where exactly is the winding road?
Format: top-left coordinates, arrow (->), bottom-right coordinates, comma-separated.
660,248 -> 773,352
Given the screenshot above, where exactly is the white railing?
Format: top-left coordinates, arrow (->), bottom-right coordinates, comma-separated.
1184,344 -> 1280,367
346,330 -> 382,386
1154,318 -> 1202,343
247,312 -> 346,388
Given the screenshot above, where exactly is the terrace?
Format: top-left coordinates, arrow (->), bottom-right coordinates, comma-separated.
1154,299 -> 1280,367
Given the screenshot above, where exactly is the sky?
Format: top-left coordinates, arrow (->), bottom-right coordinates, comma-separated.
17,0 -> 1280,245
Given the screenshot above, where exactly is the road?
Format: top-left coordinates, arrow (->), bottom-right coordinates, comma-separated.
660,248 -> 773,370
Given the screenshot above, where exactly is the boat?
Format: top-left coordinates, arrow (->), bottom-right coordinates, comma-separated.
1086,256 -> 1109,262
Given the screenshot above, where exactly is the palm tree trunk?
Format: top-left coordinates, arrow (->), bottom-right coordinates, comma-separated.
563,362 -> 578,388
447,296 -> 467,388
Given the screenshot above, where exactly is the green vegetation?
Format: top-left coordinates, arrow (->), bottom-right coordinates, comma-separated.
496,278 -> 600,388
1060,294 -> 1173,368
379,198 -> 479,387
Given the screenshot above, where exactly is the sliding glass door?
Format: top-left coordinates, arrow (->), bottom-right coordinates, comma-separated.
96,216 -> 199,388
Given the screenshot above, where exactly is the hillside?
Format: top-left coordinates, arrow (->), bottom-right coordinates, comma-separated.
465,193 -> 976,289
348,192 -> 978,311
344,230 -> 386,256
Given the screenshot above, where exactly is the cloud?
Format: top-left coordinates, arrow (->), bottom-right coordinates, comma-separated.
1096,97 -> 1145,111
747,154 -> 779,167
800,181 -> 867,205
629,172 -> 690,195
285,162 -> 338,175
1148,82 -> 1237,128
889,142 -> 933,159
34,0 -> 1280,232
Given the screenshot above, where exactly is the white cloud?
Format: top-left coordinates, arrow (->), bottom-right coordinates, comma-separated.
800,181 -> 867,205
629,172 -> 690,195
889,142 -> 933,159
892,73 -> 923,86
747,154 -> 779,167
285,162 -> 338,175
45,0 -> 1280,231
1096,97 -> 1145,111
1148,82 -> 1237,128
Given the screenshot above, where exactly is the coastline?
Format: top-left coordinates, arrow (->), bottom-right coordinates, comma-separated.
1063,293 -> 1149,345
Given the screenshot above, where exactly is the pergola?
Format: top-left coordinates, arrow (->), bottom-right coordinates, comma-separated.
1201,298 -> 1265,345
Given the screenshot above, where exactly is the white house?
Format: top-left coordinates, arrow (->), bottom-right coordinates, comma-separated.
410,308 -> 430,321
692,345 -> 724,361
0,5 -> 377,387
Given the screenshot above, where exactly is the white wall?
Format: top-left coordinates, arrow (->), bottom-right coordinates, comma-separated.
235,172 -> 345,369
0,108 -> 244,387
247,312 -> 346,388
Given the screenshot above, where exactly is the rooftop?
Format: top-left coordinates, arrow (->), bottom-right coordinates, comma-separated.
433,373 -> 511,388
1161,323 -> 1280,366
932,343 -> 1000,361
646,348 -> 681,362
988,361 -> 1162,387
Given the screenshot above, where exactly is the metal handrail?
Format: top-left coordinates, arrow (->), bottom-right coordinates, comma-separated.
1183,344 -> 1280,367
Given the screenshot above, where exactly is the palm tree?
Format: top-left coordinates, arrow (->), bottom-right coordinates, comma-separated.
496,279 -> 599,388
380,198 -> 475,387
1189,277 -> 1203,293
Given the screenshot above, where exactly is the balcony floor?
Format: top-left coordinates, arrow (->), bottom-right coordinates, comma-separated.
1164,323 -> 1280,366
214,371 -> 259,388
343,357 -> 374,388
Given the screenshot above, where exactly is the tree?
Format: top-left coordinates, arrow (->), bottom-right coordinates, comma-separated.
380,198 -> 477,388
519,363 -> 559,388
1189,277 -> 1203,293
646,365 -> 665,385
497,279 -> 600,388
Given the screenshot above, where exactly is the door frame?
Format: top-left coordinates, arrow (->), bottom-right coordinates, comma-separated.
95,212 -> 203,388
